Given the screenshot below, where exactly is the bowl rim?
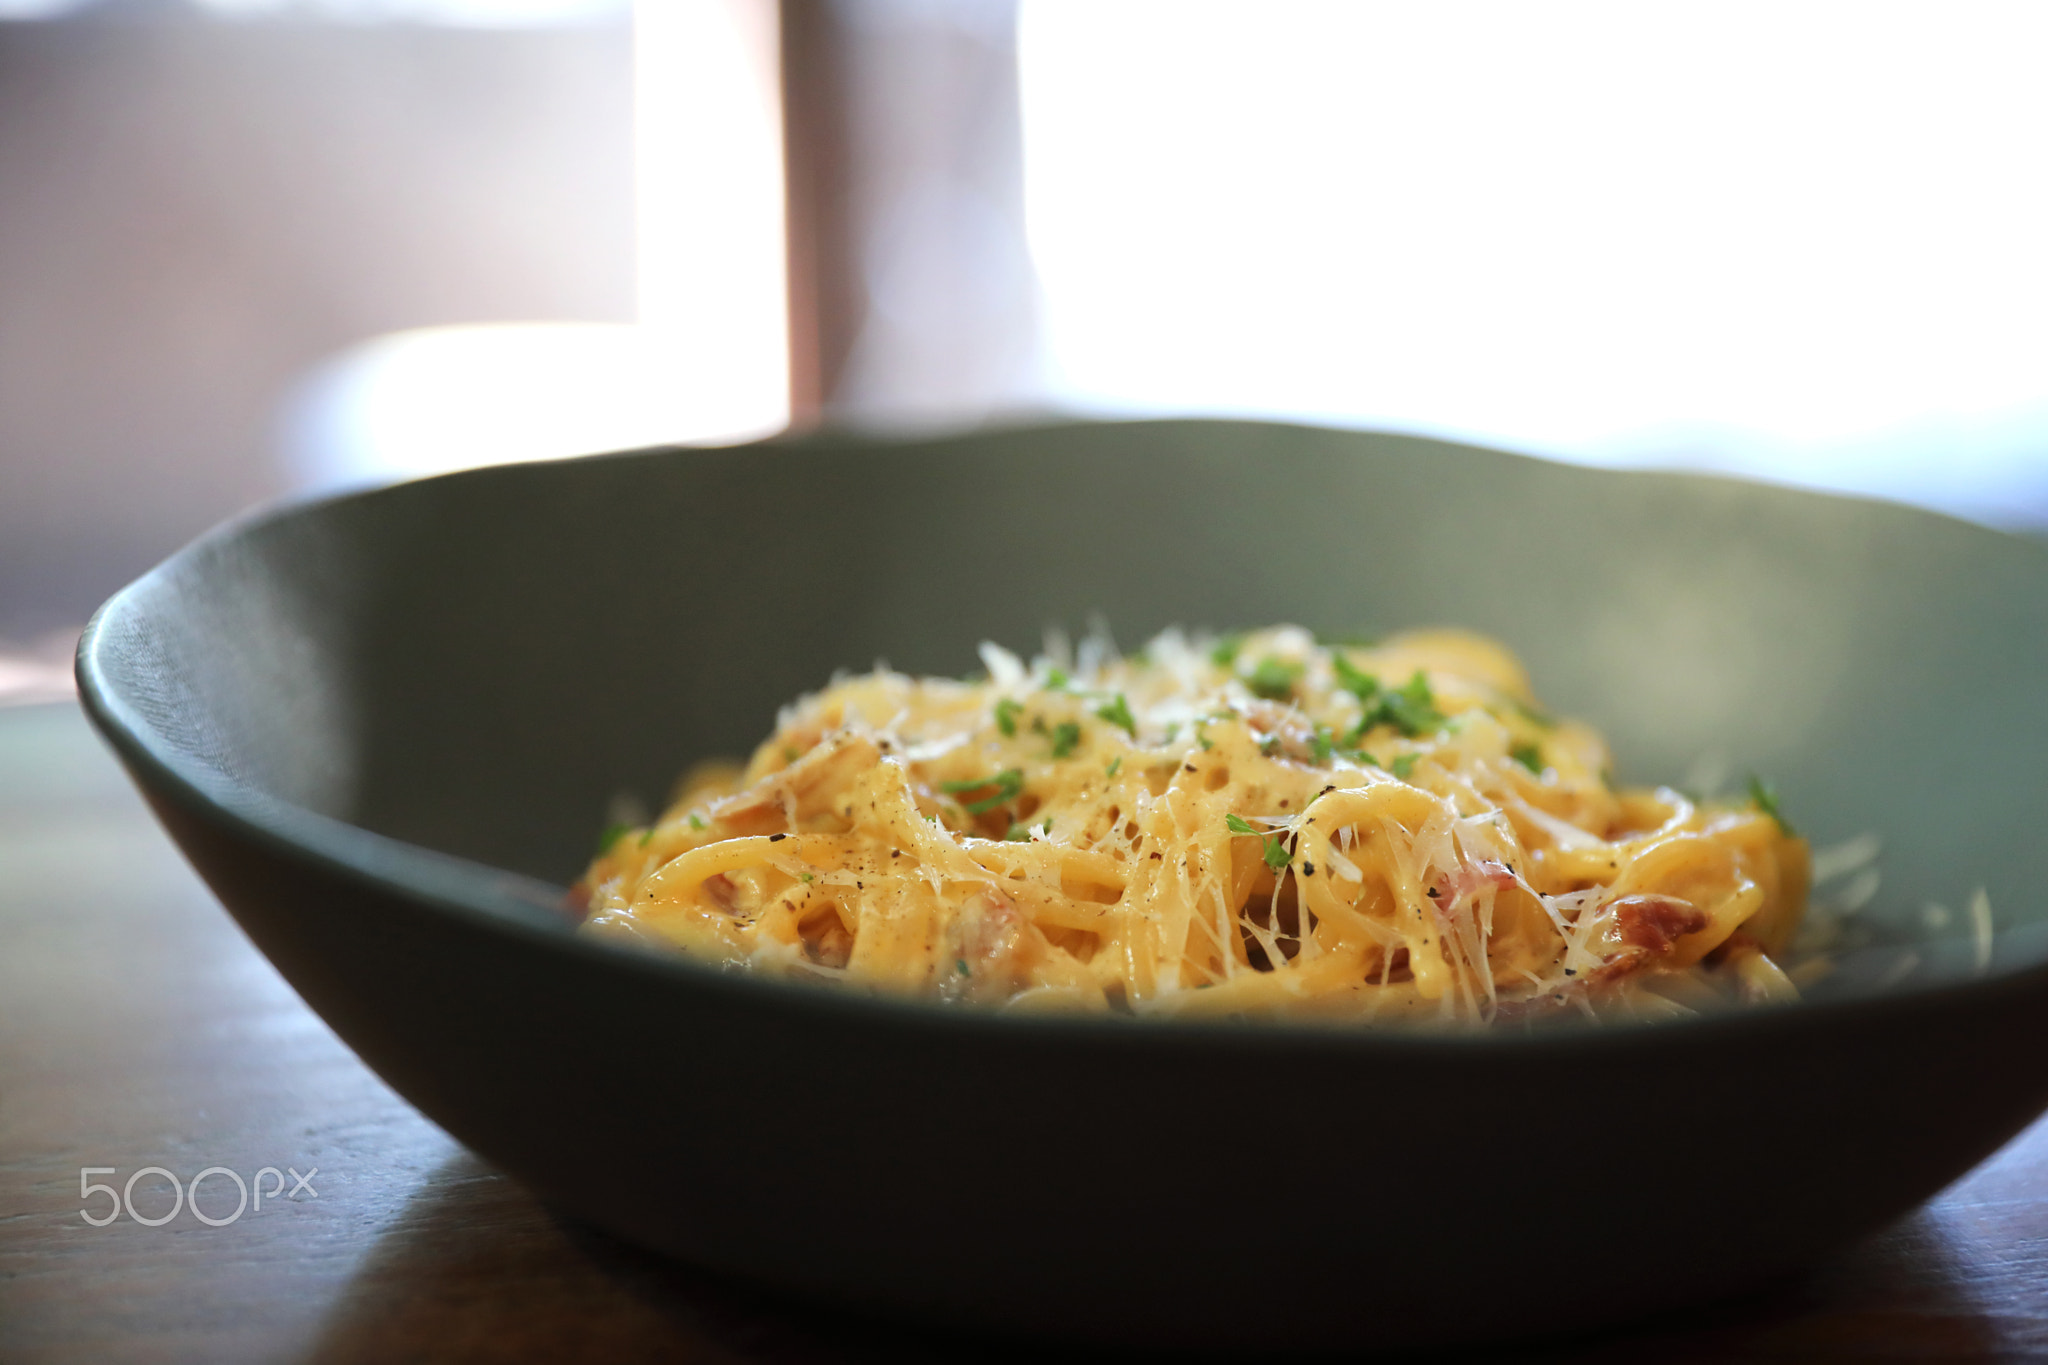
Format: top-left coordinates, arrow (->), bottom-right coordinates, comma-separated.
72,417 -> 2048,1056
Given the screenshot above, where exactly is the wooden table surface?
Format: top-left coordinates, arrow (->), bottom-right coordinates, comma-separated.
4,699 -> 2047,1363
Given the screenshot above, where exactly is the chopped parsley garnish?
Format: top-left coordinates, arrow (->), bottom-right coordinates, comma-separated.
598,822 -> 631,852
639,828 -> 655,847
1247,655 -> 1304,701
1195,723 -> 1213,751
1210,634 -> 1244,667
1747,775 -> 1796,836
1044,667 -> 1071,691
939,768 -> 1025,814
799,872 -> 814,883
1331,654 -> 1380,701
687,813 -> 706,831
1391,753 -> 1421,779
1050,721 -> 1083,759
1095,693 -> 1137,737
1005,823 -> 1030,841
1350,669 -> 1444,740
995,697 -> 1022,737
1105,756 -> 1122,777
1226,813 -> 1294,871
1259,735 -> 1282,756
1511,743 -> 1544,775
1311,722 -> 1373,767
956,958 -> 971,977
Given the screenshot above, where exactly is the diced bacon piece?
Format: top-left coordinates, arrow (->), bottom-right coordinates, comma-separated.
1611,894 -> 1708,954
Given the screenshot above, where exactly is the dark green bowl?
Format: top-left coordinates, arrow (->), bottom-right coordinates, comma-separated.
75,419 -> 2048,1351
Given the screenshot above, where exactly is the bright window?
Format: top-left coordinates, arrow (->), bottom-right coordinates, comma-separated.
1018,1 -> 2048,527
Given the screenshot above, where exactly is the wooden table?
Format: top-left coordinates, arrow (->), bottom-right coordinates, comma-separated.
3,699 -> 2045,1362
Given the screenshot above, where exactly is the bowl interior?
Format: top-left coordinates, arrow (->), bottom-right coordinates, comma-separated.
86,418 -> 2048,999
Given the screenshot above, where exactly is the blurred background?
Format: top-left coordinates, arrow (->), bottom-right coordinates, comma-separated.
4,0 -> 2047,697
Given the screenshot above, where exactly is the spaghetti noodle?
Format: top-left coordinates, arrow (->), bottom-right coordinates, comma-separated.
579,626 -> 1808,1026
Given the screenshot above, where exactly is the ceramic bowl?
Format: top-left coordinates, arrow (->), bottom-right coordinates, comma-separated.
76,419 -> 2048,1350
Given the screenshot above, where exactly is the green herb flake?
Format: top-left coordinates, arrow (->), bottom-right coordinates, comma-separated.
995,697 -> 1022,737
1225,813 -> 1259,836
1041,816 -> 1054,834
1094,693 -> 1137,737
1511,743 -> 1544,775
1247,656 -> 1304,701
1262,834 -> 1292,872
687,813 -> 706,831
1106,756 -> 1122,778
1210,634 -> 1244,668
1196,724 -> 1214,751
1050,721 -> 1083,759
956,958 -> 971,977
1351,669 -> 1444,741
1332,654 -> 1380,702
1747,775 -> 1797,837
639,828 -> 655,847
782,746 -> 801,763
1259,735 -> 1282,757
1391,753 -> 1421,779
598,822 -> 632,853
1044,667 -> 1071,692
1005,823 -> 1030,842
1310,725 -> 1336,766
939,768 -> 1026,814
799,872 -> 814,883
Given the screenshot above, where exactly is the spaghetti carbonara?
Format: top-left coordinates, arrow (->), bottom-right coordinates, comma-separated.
579,627 -> 1809,1026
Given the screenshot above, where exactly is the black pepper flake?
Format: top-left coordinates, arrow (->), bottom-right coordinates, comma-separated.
768,833 -> 787,843
1427,887 -> 1440,898
1184,764 -> 1197,773
1564,968 -> 1577,977
1302,861 -> 1316,876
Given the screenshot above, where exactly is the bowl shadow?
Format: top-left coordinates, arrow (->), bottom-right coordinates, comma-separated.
306,1152 -> 2010,1363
